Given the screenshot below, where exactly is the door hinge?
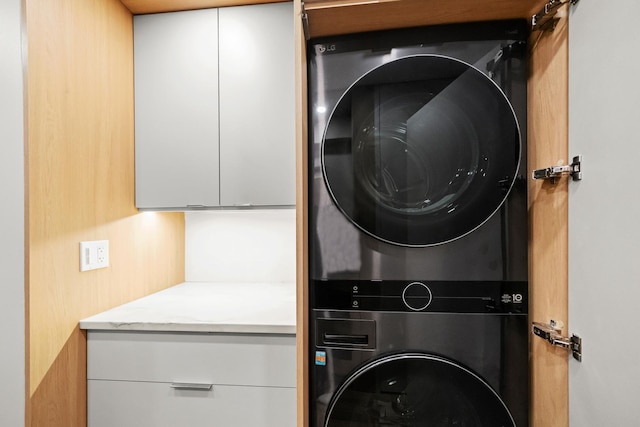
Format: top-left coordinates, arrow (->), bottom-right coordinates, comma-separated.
532,155 -> 582,183
532,0 -> 580,32
532,320 -> 582,362
301,1 -> 310,40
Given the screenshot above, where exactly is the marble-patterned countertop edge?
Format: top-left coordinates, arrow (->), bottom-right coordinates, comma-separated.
79,281 -> 296,335
80,321 -> 296,334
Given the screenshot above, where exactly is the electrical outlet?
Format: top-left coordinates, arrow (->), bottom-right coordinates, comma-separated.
80,240 -> 110,272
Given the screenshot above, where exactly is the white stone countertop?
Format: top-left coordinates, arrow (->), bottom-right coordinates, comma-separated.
79,281 -> 296,334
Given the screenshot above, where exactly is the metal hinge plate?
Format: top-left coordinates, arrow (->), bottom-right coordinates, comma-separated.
532,320 -> 582,361
532,155 -> 582,183
532,0 -> 580,32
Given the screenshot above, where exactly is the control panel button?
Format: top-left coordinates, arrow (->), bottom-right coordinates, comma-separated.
402,282 -> 433,311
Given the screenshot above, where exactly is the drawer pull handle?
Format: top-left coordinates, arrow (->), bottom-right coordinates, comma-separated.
170,382 -> 213,391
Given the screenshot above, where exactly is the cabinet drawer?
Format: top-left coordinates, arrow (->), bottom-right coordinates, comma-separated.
88,379 -> 295,427
87,331 -> 295,387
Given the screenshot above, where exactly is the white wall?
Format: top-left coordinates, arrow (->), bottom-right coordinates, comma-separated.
0,0 -> 26,425
185,209 -> 296,283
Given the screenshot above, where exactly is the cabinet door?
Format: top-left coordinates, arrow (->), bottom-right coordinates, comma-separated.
218,3 -> 295,206
568,1 -> 640,425
88,380 -> 296,427
134,9 -> 220,209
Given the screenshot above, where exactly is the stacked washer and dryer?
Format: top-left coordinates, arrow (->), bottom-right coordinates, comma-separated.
307,20 -> 530,427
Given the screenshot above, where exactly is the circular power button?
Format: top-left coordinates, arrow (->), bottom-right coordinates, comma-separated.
402,282 -> 433,311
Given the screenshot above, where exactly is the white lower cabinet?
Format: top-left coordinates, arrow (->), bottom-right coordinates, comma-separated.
87,331 -> 296,427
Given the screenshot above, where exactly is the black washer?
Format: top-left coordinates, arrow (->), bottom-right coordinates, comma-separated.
325,353 -> 516,427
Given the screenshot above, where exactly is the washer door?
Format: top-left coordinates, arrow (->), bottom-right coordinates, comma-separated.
324,353 -> 515,427
322,55 -> 520,247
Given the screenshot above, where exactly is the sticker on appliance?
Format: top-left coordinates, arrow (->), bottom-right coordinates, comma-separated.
315,351 -> 327,366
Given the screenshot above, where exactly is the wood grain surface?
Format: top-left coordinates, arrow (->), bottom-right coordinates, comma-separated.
303,0 -> 549,38
25,0 -> 185,424
528,15 -> 570,427
294,1 -> 310,426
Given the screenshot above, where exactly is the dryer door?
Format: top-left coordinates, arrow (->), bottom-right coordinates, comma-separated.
324,352 -> 515,427
322,55 -> 520,247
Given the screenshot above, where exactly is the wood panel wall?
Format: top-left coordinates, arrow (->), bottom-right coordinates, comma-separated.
25,0 -> 185,425
294,1 -> 309,426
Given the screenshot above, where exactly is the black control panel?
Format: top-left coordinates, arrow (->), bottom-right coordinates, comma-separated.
312,280 -> 528,314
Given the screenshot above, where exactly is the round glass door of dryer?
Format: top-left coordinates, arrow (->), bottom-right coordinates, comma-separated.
324,353 -> 515,427
321,54 -> 521,247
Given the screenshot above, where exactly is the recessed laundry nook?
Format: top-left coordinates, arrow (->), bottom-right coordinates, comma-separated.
4,0 -> 640,426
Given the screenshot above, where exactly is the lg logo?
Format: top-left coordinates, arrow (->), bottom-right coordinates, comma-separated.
317,44 -> 336,53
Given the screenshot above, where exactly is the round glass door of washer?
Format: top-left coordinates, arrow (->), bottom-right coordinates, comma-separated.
321,54 -> 521,247
324,353 -> 516,427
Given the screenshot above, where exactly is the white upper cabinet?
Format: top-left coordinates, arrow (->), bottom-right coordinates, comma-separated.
134,9 -> 220,209
134,3 -> 295,209
219,3 -> 295,207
